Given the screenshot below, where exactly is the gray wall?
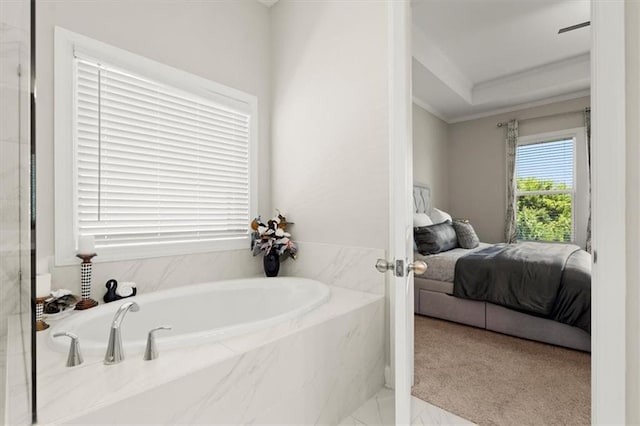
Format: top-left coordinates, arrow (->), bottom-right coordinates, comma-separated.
412,104 -> 450,211
447,96 -> 590,244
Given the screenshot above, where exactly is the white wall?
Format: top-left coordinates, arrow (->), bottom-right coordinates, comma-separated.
36,0 -> 272,291
412,103 -> 449,211
270,0 -> 389,250
447,96 -> 590,245
270,0 -> 389,398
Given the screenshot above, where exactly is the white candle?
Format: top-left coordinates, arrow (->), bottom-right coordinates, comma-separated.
78,235 -> 95,255
36,274 -> 52,298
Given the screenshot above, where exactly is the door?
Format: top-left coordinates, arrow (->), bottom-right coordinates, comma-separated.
384,1 -> 425,424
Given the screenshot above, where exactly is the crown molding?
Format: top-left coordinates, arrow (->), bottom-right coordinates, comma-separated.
411,96 -> 449,122
446,89 -> 591,124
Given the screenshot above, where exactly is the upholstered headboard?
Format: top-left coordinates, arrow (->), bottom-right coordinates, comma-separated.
413,183 -> 432,216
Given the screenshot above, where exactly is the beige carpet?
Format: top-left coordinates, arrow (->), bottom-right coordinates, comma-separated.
412,316 -> 590,426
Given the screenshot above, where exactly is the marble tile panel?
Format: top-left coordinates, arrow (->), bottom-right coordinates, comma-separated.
0,43 -> 21,88
255,299 -> 385,426
0,199 -> 20,251
0,251 -> 20,335
51,248 -> 264,300
36,335 -> 238,423
0,1 -> 29,32
0,140 -> 20,200
219,286 -> 381,354
281,241 -> 385,294
5,316 -> 30,426
0,89 -> 20,145
36,288 -> 384,425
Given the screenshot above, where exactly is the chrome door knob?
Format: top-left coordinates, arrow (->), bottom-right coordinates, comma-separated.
407,260 -> 428,275
375,259 -> 394,273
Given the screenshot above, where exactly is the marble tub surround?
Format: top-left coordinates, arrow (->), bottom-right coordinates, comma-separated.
49,248 -> 264,301
281,241 -> 385,295
36,285 -> 385,424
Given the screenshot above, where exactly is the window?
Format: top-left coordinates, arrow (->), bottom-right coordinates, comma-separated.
55,28 -> 257,264
515,136 -> 575,242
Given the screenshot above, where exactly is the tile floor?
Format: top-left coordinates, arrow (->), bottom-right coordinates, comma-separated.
339,388 -> 474,426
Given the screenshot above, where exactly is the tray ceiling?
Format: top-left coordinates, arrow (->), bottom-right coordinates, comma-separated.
412,0 -> 591,123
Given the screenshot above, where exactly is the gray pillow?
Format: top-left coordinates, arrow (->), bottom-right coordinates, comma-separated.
414,221 -> 458,255
452,220 -> 480,249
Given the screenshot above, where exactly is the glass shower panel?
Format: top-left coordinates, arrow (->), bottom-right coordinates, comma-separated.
0,0 -> 33,424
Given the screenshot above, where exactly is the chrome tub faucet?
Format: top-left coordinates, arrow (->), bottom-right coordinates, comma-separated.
104,301 -> 140,365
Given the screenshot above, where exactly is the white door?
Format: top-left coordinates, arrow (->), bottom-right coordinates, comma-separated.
379,2 -> 426,424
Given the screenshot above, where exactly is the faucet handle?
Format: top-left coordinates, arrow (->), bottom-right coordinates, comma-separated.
53,331 -> 84,367
143,326 -> 172,361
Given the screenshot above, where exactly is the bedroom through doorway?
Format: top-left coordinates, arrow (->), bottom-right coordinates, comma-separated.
409,1 -> 592,424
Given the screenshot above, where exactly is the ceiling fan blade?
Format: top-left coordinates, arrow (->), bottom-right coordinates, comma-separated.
558,21 -> 591,34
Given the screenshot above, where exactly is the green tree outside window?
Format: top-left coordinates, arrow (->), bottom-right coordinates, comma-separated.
516,177 -> 572,242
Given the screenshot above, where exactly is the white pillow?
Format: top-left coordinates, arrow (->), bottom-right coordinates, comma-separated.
413,213 -> 433,228
430,208 -> 452,224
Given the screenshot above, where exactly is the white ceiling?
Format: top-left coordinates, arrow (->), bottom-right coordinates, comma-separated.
412,0 -> 591,123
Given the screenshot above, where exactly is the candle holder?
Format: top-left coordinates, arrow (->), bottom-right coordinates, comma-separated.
76,253 -> 99,310
36,296 -> 50,331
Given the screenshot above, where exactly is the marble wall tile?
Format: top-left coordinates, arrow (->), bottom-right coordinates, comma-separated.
5,316 -> 30,426
50,241 -> 386,300
0,86 -> 20,144
0,140 -> 20,201
58,297 -> 384,425
1,4 -> 33,424
281,241 -> 386,295
51,248 -> 265,300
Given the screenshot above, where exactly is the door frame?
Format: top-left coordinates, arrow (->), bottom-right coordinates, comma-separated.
591,0 -> 628,423
388,0 -> 631,423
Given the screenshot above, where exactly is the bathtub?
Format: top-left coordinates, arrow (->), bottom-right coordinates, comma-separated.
48,276 -> 330,356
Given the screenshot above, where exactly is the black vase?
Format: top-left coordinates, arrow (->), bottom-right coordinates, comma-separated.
263,250 -> 280,277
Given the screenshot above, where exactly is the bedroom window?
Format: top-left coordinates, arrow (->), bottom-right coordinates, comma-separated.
54,28 -> 257,264
515,136 -> 575,243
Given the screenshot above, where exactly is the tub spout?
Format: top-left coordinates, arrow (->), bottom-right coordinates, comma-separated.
104,301 -> 140,365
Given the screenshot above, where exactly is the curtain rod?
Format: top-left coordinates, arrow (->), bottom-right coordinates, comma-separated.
496,107 -> 590,128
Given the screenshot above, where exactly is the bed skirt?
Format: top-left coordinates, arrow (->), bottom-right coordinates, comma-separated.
415,278 -> 591,352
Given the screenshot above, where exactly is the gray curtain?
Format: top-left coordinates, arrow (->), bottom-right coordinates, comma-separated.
584,108 -> 592,252
504,119 -> 519,243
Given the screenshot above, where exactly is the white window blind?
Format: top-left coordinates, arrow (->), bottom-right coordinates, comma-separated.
74,54 -> 252,250
516,140 -> 574,189
515,139 -> 575,242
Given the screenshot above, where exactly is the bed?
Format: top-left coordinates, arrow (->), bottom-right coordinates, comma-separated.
412,183 -> 591,352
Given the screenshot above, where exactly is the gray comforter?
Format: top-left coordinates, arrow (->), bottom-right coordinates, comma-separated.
453,242 -> 591,333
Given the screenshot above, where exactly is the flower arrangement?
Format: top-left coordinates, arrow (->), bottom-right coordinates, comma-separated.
251,211 -> 297,260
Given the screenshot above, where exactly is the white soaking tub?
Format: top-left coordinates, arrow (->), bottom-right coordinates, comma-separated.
48,277 -> 330,356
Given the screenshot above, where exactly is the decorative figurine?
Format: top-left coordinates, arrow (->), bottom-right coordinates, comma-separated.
103,279 -> 137,303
